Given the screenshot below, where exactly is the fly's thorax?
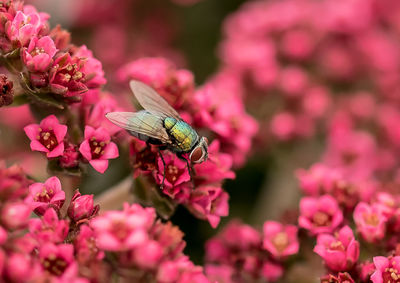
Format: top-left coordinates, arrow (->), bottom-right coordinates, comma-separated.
163,117 -> 198,152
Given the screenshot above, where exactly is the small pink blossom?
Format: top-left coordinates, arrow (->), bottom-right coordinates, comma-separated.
261,261 -> 284,282
39,243 -> 79,279
79,126 -> 119,173
298,195 -> 343,235
313,225 -> 359,271
193,140 -> 235,185
156,256 -> 210,283
371,256 -> 400,283
5,253 -> 42,282
263,221 -> 299,259
5,11 -> 43,47
24,115 -> 67,158
49,52 -> 88,98
72,45 -> 106,89
29,208 -> 69,244
59,142 -> 80,168
0,162 -> 32,201
155,152 -> 190,192
1,201 -> 31,230
186,186 -> 229,228
25,176 -> 65,215
22,36 -> 57,72
353,202 -> 387,242
90,203 -> 155,251
205,265 -> 234,283
67,190 -> 99,223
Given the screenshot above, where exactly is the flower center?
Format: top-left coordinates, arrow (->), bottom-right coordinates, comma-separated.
165,164 -> 180,184
42,254 -> 68,276
37,128 -> 58,151
272,232 -> 289,253
329,240 -> 345,251
89,138 -> 107,159
134,148 -> 157,171
34,186 -> 54,202
312,211 -> 332,227
383,266 -> 400,282
111,220 -> 130,241
31,47 -> 45,56
363,212 -> 379,226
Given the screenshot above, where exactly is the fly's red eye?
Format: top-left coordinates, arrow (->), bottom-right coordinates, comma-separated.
190,147 -> 203,163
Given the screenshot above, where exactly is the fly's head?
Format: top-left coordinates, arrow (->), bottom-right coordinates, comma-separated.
189,137 -> 208,164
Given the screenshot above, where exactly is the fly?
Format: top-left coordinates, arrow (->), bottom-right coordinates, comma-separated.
105,80 -> 209,188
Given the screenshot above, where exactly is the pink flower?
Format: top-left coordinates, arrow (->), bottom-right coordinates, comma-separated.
90,203 -> 155,251
261,261 -> 284,282
79,126 -> 119,173
371,256 -> 400,283
22,36 -> 57,72
298,195 -> 343,235
155,152 -> 190,191
156,257 -> 210,283
193,140 -> 235,185
24,115 -> 67,158
1,201 -> 31,230
49,52 -> 88,98
84,94 -> 121,135
74,224 -> 104,263
0,162 -> 32,201
5,11 -> 43,47
25,176 -> 65,215
59,142 -> 80,168
205,265 -> 234,283
359,261 -> 375,282
296,164 -> 343,196
5,253 -> 42,282
313,225 -> 359,271
133,240 -> 163,269
29,207 -> 69,244
72,45 -> 106,89
186,186 -> 229,228
263,221 -> 299,259
353,202 -> 387,242
39,243 -> 80,279
67,190 -> 99,222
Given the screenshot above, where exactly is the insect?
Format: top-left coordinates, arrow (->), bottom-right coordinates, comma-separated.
106,80 -> 209,187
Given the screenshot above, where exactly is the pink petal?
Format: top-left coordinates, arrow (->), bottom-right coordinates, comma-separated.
47,142 -> 64,158
24,124 -> 40,140
263,221 -> 282,237
33,53 -> 51,72
79,140 -> 92,161
90,159 -> 109,173
30,140 -> 49,153
102,142 -> 119,159
53,124 -> 67,143
84,126 -> 95,139
45,176 -> 62,191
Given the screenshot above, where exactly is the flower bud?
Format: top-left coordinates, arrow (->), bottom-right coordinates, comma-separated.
67,190 -> 99,222
0,74 -> 13,107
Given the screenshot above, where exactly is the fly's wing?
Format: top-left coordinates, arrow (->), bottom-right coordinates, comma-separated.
130,80 -> 182,120
105,111 -> 171,144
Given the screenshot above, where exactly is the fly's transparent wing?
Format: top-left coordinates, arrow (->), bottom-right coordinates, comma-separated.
130,80 -> 182,120
105,111 -> 171,144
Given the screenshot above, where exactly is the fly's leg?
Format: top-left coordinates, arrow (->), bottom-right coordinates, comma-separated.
177,153 -> 196,189
157,147 -> 166,190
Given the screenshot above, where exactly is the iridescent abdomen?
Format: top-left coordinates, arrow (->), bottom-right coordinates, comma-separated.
164,117 -> 198,152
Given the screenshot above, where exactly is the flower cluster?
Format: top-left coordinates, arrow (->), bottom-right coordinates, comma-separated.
0,162 -> 207,282
119,57 -> 256,227
218,0 -> 400,146
204,220 -> 299,282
